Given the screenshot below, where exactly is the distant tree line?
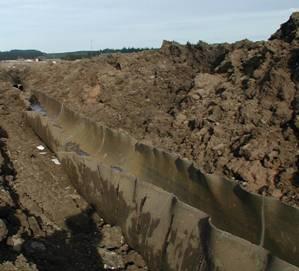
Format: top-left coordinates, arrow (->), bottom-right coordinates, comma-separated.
0,47 -> 156,61
99,47 -> 155,54
0,50 -> 44,60
48,47 -> 156,61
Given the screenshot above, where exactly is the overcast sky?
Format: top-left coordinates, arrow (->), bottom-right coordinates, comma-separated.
0,0 -> 298,52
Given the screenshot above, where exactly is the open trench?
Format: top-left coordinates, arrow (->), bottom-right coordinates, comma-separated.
22,90 -> 299,271
0,86 -> 148,270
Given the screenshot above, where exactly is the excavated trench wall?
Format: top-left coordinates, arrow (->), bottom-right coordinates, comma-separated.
25,91 -> 299,271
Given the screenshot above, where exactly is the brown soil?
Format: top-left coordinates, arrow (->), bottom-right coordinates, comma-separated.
12,13 -> 299,206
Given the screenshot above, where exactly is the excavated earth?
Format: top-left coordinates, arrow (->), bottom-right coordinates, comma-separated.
0,12 -> 299,270
15,13 -> 299,205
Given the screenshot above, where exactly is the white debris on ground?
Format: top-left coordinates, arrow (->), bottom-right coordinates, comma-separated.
36,145 -> 45,151
51,157 -> 61,165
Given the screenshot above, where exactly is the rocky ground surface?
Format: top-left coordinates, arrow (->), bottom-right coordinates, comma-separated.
8,13 -> 298,206
0,80 -> 147,270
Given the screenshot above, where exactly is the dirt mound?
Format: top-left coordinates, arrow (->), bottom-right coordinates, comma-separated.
270,12 -> 299,43
10,12 -> 297,207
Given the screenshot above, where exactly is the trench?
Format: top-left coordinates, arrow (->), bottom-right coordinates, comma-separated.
0,107 -> 149,270
25,91 -> 299,271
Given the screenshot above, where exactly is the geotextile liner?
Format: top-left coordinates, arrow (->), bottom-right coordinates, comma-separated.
25,91 -> 299,271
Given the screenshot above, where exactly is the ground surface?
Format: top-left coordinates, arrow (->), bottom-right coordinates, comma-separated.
0,82 -> 147,270
11,13 -> 299,206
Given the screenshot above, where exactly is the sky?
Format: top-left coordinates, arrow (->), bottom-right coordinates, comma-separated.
0,0 -> 298,53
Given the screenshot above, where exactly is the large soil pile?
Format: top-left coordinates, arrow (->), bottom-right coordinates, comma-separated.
5,13 -> 299,207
